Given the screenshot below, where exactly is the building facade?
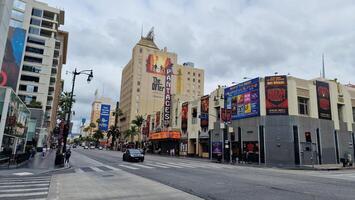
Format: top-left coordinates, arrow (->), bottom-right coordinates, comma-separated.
0,0 -> 14,69
119,30 -> 204,143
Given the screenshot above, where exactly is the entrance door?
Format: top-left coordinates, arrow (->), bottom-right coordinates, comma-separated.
301,142 -> 318,165
293,126 -> 300,165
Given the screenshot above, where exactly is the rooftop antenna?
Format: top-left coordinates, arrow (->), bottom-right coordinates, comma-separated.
146,27 -> 154,41
322,53 -> 325,78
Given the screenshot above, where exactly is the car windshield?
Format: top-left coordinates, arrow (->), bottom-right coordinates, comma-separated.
129,149 -> 141,154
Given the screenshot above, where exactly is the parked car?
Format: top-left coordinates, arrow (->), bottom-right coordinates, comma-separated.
123,149 -> 144,162
90,145 -> 95,149
84,146 -> 89,149
98,146 -> 103,150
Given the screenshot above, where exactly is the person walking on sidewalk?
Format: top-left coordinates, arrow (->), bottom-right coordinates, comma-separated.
65,149 -> 71,166
42,146 -> 47,157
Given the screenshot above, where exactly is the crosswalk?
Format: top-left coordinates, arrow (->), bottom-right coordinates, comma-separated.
75,161 -> 235,173
0,175 -> 51,200
305,171 -> 355,182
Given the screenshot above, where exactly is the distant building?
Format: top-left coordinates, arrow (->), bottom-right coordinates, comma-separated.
0,0 -> 14,68
119,29 -> 204,143
90,97 -> 117,133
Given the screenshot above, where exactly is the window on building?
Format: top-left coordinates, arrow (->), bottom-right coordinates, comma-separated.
187,78 -> 190,81
338,104 -> 344,122
27,36 -> 45,45
352,107 -> 355,122
32,8 -> 42,17
55,41 -> 61,49
30,18 -> 41,26
13,0 -> 26,11
198,79 -> 200,83
192,107 -> 197,124
139,48 -> 142,53
193,72 -> 195,76
298,97 -> 309,115
41,20 -> 53,29
137,81 -> 140,86
19,85 -> 38,93
22,65 -> 41,73
193,78 -> 195,82
40,29 -> 52,38
11,10 -> 24,21
26,46 -> 44,55
21,75 -> 39,83
54,50 -> 59,58
19,95 -> 37,105
29,27 -> 40,35
137,88 -> 140,92
52,59 -> 58,66
198,73 -> 200,77
9,20 -> 23,28
188,72 -> 190,75
24,56 -> 42,64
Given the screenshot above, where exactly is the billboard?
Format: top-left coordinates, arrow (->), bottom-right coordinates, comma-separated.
0,27 -> 26,91
99,104 -> 110,131
212,142 -> 222,154
220,108 -> 232,123
200,95 -> 209,127
265,75 -> 288,115
316,81 -> 332,120
181,102 -> 188,131
224,78 -> 260,120
163,59 -> 173,127
146,54 -> 173,75
155,111 -> 160,127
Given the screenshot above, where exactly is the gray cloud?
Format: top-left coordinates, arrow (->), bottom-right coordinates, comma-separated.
42,0 -> 355,126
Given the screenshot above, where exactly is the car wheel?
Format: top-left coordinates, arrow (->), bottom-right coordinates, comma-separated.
141,158 -> 144,162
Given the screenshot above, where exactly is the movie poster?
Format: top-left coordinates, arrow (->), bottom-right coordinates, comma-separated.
155,111 -> 160,127
212,142 -> 222,154
265,75 -> 288,115
0,27 -> 26,91
146,54 -> 173,75
200,95 -> 209,127
316,81 -> 332,120
145,115 -> 151,135
181,102 -> 188,131
220,108 -> 232,123
224,78 -> 260,120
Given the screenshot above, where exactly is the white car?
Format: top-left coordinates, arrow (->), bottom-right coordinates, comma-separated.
90,146 -> 95,149
98,146 -> 103,150
84,146 -> 89,149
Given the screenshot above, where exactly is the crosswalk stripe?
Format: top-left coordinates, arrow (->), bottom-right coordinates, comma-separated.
0,187 -> 48,193
144,163 -> 170,168
0,191 -> 48,198
75,168 -> 85,173
0,180 -> 50,185
103,165 -> 121,171
91,167 -> 104,172
153,162 -> 183,168
0,177 -> 50,181
0,183 -> 49,188
165,162 -> 197,168
119,164 -> 139,170
130,163 -> 154,169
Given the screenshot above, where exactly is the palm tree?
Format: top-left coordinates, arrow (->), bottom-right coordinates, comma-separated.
131,115 -> 144,147
123,125 -> 138,143
89,122 -> 96,136
58,92 -> 75,120
107,125 -> 120,150
93,129 -> 104,146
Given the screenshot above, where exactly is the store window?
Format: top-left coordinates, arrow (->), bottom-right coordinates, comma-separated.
298,97 -> 309,115
32,8 -> 42,17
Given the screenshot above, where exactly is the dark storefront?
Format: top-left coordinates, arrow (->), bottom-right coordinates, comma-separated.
149,131 -> 181,155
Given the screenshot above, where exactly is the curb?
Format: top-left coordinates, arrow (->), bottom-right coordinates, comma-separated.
38,165 -> 72,175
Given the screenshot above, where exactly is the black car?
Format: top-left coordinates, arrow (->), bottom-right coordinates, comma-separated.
123,149 -> 144,162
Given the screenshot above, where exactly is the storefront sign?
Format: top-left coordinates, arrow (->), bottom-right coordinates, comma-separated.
316,81 -> 332,120
163,59 -> 173,127
224,78 -> 260,120
212,142 -> 222,154
149,131 -> 181,140
200,95 -> 209,127
265,75 -> 288,115
181,102 -> 188,131
152,77 -> 164,91
99,104 -> 110,131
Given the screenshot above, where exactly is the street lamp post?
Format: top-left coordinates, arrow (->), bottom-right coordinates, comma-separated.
63,68 -> 93,153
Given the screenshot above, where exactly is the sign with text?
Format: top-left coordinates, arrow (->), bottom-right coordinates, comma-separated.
265,75 -> 288,115
181,102 -> 188,131
316,81 -> 332,120
152,77 -> 164,91
99,104 -> 110,131
224,78 -> 260,120
163,59 -> 173,127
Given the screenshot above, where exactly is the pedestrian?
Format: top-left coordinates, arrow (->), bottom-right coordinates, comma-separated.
172,148 -> 175,156
42,146 -> 46,157
65,149 -> 71,166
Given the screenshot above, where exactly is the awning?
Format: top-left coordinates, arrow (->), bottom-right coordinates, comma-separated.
149,131 -> 181,140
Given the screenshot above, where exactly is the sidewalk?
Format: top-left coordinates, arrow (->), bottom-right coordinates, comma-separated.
0,149 -> 68,177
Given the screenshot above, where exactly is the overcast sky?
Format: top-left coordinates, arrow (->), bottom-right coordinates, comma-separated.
42,0 -> 355,131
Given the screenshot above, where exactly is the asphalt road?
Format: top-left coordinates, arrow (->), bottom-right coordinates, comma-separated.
70,148 -> 355,200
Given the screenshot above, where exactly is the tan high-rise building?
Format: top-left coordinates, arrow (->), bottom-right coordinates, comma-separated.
119,30 -> 204,137
90,97 -> 116,133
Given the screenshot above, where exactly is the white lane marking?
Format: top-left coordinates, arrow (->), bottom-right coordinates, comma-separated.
0,183 -> 49,188
75,168 -> 85,173
144,163 -> 170,168
91,167 -> 104,172
165,162 -> 197,168
119,164 -> 139,170
103,165 -> 121,171
12,172 -> 34,176
154,162 -> 183,168
0,177 -> 50,182
0,180 -> 50,185
1,187 -> 48,192
131,163 -> 154,169
0,191 -> 48,198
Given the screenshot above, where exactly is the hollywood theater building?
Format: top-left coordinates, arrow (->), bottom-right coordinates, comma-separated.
210,76 -> 355,166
